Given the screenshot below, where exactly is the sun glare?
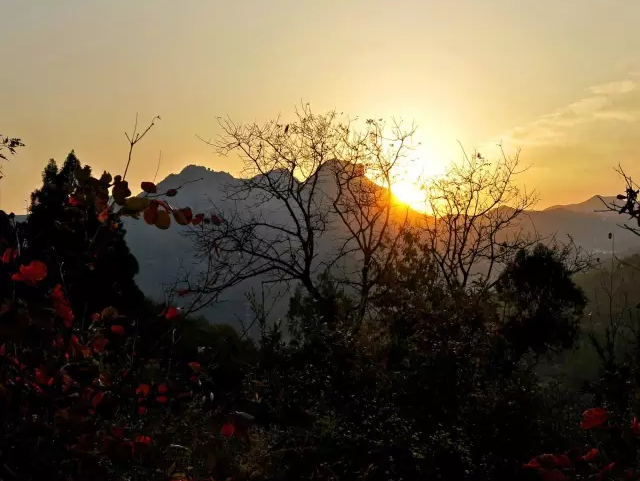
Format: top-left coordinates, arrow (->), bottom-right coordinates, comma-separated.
388,142 -> 448,213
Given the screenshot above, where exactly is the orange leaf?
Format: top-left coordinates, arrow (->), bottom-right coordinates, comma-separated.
141,181 -> 157,194
154,209 -> 171,230
111,325 -> 125,335
188,362 -> 202,372
580,408 -> 608,430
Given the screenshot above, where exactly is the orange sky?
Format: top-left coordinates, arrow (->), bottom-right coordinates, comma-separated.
1,0 -> 640,213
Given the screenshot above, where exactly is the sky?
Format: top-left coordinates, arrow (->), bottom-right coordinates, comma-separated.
1,0 -> 639,213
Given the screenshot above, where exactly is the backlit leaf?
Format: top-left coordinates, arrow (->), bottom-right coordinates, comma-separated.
141,181 -> 157,194
154,209 -> 171,230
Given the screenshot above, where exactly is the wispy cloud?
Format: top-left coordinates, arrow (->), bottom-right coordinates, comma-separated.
481,76 -> 639,151
589,80 -> 636,95
476,73 -> 640,207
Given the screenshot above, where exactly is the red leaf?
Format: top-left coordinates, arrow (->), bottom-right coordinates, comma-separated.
111,325 -> 125,335
579,448 -> 598,462
540,468 -> 567,481
221,422 -> 236,438
12,260 -> 47,285
580,408 -> 609,430
141,181 -> 157,194
211,215 -> 222,225
188,362 -> 202,372
136,383 -> 150,397
1,248 -> 16,264
177,289 -> 191,297
157,383 -> 168,394
192,213 -> 205,225
134,435 -> 151,444
98,208 -> 110,223
632,417 -> 640,435
92,336 -> 109,353
596,462 -> 615,481
143,204 -> 159,225
554,454 -> 572,468
0,344 -> 5,356
92,391 -> 105,408
111,427 -> 125,439
166,188 -> 178,197
165,306 -> 180,320
181,207 -> 193,222
156,395 -> 168,403
138,406 -> 147,415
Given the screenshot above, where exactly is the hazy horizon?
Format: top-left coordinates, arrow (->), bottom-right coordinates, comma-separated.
1,0 -> 640,213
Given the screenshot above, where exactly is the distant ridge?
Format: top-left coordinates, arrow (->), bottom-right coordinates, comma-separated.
544,195 -> 618,214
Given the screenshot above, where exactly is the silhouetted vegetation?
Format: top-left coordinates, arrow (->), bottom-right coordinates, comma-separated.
2,114 -> 640,481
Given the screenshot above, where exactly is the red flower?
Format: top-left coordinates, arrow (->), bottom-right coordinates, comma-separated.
164,306 -> 180,320
136,383 -> 150,397
110,325 -> 125,335
1,248 -> 17,264
12,260 -> 47,285
580,408 -> 608,430
221,422 -> 235,438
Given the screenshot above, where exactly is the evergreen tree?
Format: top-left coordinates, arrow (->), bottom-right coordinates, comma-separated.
25,151 -> 145,317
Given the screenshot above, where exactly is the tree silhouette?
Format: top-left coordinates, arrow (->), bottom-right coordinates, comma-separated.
26,151 -> 145,317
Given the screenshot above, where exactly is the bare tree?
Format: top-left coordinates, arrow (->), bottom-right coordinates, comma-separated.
419,146 -> 539,292
186,105 -> 416,325
598,165 -> 640,237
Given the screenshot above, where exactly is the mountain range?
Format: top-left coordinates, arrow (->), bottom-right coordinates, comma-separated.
10,165 -> 640,328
